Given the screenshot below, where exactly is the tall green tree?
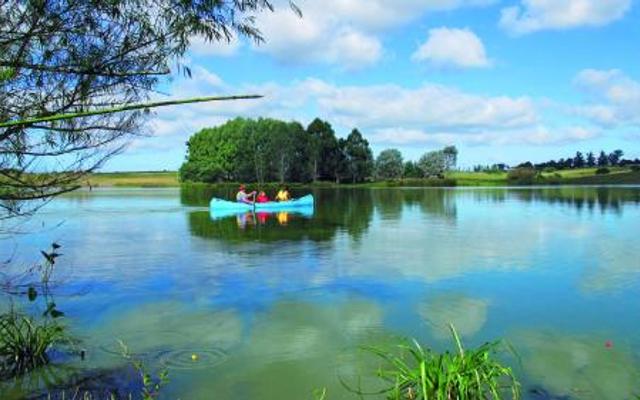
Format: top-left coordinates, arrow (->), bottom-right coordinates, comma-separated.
403,161 -> 421,178
608,149 -> 624,166
586,151 -> 596,167
442,146 -> 459,171
418,151 -> 446,178
342,129 -> 374,183
287,123 -> 313,182
375,149 -> 404,180
180,118 -> 248,182
306,118 -> 340,181
573,151 -> 585,168
597,150 -> 609,167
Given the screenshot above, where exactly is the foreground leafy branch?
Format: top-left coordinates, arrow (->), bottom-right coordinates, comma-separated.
0,95 -> 263,129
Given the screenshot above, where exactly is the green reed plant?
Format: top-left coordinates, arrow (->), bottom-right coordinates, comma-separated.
0,244 -> 71,378
118,340 -> 169,400
0,311 -> 67,378
349,324 -> 520,400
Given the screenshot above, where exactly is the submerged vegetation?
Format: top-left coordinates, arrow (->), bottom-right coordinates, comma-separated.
0,245 -> 72,379
0,312 -> 67,379
346,325 -> 520,400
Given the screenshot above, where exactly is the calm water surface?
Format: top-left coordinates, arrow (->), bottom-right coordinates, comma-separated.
2,186 -> 640,399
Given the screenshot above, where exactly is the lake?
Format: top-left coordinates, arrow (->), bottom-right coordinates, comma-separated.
2,186 -> 640,399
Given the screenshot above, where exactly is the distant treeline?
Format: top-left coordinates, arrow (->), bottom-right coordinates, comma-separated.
474,149 -> 639,172
180,117 -> 458,183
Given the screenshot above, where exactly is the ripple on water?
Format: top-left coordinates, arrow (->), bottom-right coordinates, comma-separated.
98,342 -> 229,371
153,348 -> 229,370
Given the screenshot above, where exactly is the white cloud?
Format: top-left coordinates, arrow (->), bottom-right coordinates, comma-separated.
573,69 -> 640,127
313,82 -> 537,130
190,34 -> 241,57
500,0 -> 631,35
129,66 -> 609,157
368,125 -> 599,146
329,0 -> 498,30
254,7 -> 382,69
412,27 -> 490,68
252,0 -> 496,69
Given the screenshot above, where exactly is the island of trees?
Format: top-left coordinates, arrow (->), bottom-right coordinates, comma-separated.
179,117 -> 458,184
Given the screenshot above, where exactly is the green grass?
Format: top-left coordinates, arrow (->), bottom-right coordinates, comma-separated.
346,325 -> 520,399
83,171 -> 179,187
449,167 -> 640,186
82,167 -> 640,189
446,171 -> 509,186
559,170 -> 640,185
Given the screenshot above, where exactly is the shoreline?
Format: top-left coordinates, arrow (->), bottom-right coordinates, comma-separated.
82,169 -> 640,188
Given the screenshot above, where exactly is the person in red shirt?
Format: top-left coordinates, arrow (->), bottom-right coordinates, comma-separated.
256,191 -> 270,203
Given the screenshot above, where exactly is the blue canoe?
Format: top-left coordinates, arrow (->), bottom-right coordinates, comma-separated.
210,194 -> 314,212
209,204 -> 314,220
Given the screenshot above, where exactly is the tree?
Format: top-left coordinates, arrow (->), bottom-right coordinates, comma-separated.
283,122 -> 312,183
342,129 -> 374,183
597,151 -> 609,167
404,161 -> 420,178
180,118 -> 248,182
586,151 -> 596,167
180,117 -> 314,183
573,151 -> 585,168
608,149 -> 624,166
418,151 -> 446,178
1,0 -> 298,218
442,146 -> 459,171
306,118 -> 340,181
375,149 -> 404,180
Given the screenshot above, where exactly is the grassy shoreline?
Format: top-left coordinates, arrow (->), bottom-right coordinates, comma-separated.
82,168 -> 640,188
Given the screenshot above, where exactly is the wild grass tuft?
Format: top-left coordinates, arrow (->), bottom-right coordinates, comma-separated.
348,324 -> 520,399
0,311 -> 67,378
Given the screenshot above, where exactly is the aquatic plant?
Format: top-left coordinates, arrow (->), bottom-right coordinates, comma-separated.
0,311 -> 67,378
118,340 -> 169,400
0,244 -> 72,378
348,324 -> 520,399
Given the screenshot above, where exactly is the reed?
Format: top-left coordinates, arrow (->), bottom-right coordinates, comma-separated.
349,324 -> 520,399
0,312 -> 67,378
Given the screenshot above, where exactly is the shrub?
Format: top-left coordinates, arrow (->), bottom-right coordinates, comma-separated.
347,325 -> 520,399
595,167 -> 610,175
0,312 -> 68,378
507,168 -> 537,185
630,165 -> 640,172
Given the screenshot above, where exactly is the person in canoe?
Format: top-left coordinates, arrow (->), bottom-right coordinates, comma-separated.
236,184 -> 256,204
256,190 -> 270,203
275,186 -> 290,202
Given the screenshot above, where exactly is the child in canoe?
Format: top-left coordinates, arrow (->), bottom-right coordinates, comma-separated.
256,191 -> 270,203
275,186 -> 290,202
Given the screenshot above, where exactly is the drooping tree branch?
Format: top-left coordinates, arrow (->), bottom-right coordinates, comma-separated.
0,95 -> 263,129
0,0 -> 299,221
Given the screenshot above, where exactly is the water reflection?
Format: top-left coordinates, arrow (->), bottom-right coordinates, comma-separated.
512,330 -> 640,400
173,298 -> 386,400
470,186 -> 640,215
2,186 -> 639,399
419,294 -> 490,339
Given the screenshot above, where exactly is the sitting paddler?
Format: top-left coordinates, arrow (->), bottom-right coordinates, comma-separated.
236,184 -> 256,204
256,191 -> 270,203
275,186 -> 290,202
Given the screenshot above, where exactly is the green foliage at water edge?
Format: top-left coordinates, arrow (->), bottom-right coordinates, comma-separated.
346,324 -> 520,400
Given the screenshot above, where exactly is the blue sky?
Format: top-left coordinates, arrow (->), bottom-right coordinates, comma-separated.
111,0 -> 640,171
